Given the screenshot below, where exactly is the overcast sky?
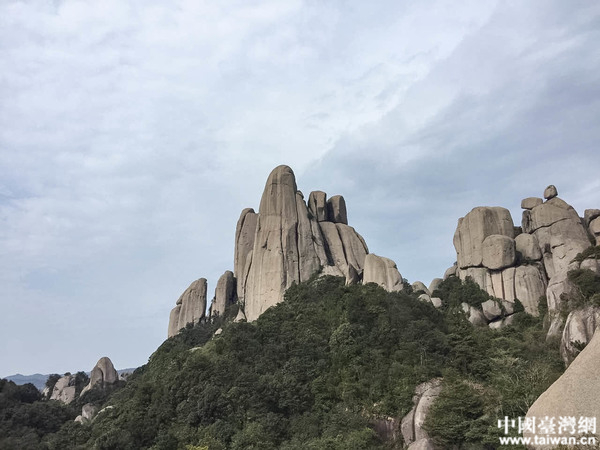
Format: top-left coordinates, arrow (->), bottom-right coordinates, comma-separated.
2,0 -> 599,376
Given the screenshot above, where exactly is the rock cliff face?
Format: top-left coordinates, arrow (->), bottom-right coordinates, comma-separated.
241,165 -> 371,321
451,185 -> 597,331
525,331 -> 600,448
49,374 -> 77,404
401,378 -> 443,450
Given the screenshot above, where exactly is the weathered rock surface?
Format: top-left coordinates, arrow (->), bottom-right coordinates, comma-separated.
412,281 -> 430,295
543,184 -> 558,200
363,253 -> 403,292
521,197 -> 543,210
81,357 -> 119,396
326,195 -> 348,224
482,234 -> 516,270
233,208 -> 257,302
461,302 -> 488,327
428,278 -> 443,294
431,297 -> 442,308
515,233 -> 542,261
443,264 -> 457,279
401,378 -> 443,446
560,307 -> 600,366
408,439 -> 436,450
590,217 -> 600,245
50,375 -> 76,404
525,331 -> 600,448
514,264 -> 546,316
481,299 -> 502,321
584,209 -> 600,227
454,207 -> 514,269
308,191 -> 327,222
75,403 -> 99,424
211,271 -> 236,318
168,278 -> 207,337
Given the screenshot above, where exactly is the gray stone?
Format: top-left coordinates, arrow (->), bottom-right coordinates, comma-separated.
543,184 -> 558,200
481,299 -> 502,321
211,271 -> 235,318
453,207 -> 514,269
296,192 -> 322,281
560,307 -> 600,366
75,403 -> 99,423
244,166 -> 302,321
529,201 -> 581,230
525,331 -> 600,448
461,302 -> 488,327
418,293 -> 431,303
408,438 -> 436,450
431,297 -> 442,308
584,209 -> 600,227
234,208 -> 257,302
326,195 -> 348,224
50,375 -> 76,404
515,233 -> 542,261
345,264 -> 360,285
514,264 -> 547,316
590,217 -> 600,241
457,267 -> 494,297
428,278 -> 443,294
443,264 -> 457,279
482,234 -> 516,270
580,258 -> 600,274
81,357 -> 119,396
546,272 -> 576,314
501,267 -> 516,302
308,191 -> 327,222
336,223 -> 368,274
362,253 -> 403,292
401,378 -> 443,446
234,308 -> 246,323
168,278 -> 207,337
521,197 -> 543,210
412,281 -> 430,295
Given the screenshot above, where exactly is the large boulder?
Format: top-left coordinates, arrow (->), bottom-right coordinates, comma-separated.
50,374 -> 76,404
590,217 -> 600,245
482,234 -> 516,270
514,264 -> 547,316
515,233 -> 542,261
525,331 -> 600,447
560,307 -> 600,366
81,357 -> 119,396
326,195 -> 348,224
168,278 -> 207,337
363,253 -> 403,292
521,197 -> 543,210
453,207 -> 514,269
412,281 -> 430,295
543,184 -> 558,200
584,209 -> 600,227
401,379 -> 443,446
308,191 -> 327,222
211,270 -> 236,318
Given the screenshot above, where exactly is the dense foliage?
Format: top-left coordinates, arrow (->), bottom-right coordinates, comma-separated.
7,266 -> 598,448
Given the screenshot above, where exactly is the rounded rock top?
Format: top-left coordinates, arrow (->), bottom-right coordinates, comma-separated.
544,184 -> 558,200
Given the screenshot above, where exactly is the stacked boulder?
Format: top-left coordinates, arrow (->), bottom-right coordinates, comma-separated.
400,378 -> 443,449
47,374 -> 77,404
168,165 -> 405,335
236,166 -> 371,321
451,185 -> 597,333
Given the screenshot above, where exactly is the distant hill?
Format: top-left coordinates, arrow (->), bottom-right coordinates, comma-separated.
4,368 -> 138,390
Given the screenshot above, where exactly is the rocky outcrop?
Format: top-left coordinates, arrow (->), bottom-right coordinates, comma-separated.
401,378 -> 443,449
81,357 -> 119,396
363,253 -> 403,292
453,207 -> 514,269
240,166 -> 375,321
234,208 -> 258,303
560,306 -> 600,366
50,374 -> 76,404
525,330 -> 600,448
74,403 -> 98,424
210,271 -> 236,318
450,185 -> 597,332
168,278 -> 207,337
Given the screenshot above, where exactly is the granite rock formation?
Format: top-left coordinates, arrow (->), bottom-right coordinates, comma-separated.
168,278 -> 207,338
49,374 -> 76,404
525,330 -> 600,448
401,378 -> 443,449
81,357 -> 119,396
451,185 -> 596,331
210,271 -> 236,318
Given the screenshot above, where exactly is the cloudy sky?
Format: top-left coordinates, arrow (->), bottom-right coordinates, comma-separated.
2,0 -> 599,376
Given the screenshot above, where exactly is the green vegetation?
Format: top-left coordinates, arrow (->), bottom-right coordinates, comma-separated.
1,273 -> 578,449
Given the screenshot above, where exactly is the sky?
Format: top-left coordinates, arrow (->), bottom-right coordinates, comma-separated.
1,0 -> 600,376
